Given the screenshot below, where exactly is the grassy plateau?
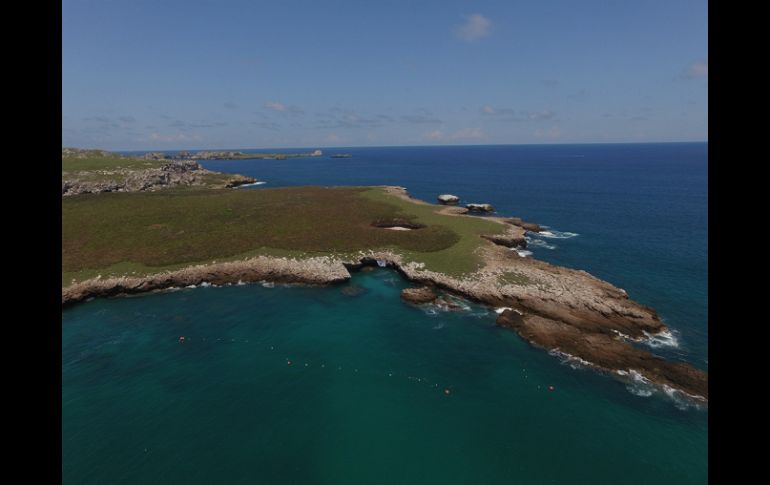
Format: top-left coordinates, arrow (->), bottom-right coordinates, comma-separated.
62,186 -> 507,285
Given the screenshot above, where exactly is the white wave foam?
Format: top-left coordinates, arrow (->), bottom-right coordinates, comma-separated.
538,230 -> 579,239
628,369 -> 651,384
661,385 -> 706,411
200,282 -> 212,288
621,370 -> 657,398
526,238 -> 557,250
261,281 -> 275,288
611,329 -> 635,341
549,349 -> 594,369
515,249 -> 533,257
643,329 -> 680,349
469,311 -> 491,318
376,259 -> 388,267
494,307 -> 512,314
235,181 -> 266,188
435,296 -> 471,312
627,387 -> 654,397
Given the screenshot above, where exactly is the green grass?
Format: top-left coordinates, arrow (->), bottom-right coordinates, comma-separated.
62,186 -> 507,286
62,154 -> 164,173
61,152 -> 247,189
359,189 -> 507,274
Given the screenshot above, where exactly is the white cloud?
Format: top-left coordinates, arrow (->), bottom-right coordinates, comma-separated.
685,61 -> 708,79
449,127 -> 486,140
265,101 -> 288,112
455,14 -> 491,42
149,133 -> 200,142
527,110 -> 556,121
534,126 -> 561,140
265,101 -> 304,115
424,127 -> 486,141
481,106 -> 516,117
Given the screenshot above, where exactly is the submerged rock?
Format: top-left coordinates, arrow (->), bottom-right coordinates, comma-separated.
400,286 -> 438,304
434,295 -> 467,311
340,284 -> 367,297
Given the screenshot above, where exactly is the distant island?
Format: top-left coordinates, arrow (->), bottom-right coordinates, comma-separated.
61,147 -> 707,403
330,153 -> 353,158
146,149 -> 323,161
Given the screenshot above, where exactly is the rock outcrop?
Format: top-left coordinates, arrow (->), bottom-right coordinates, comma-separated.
143,152 -> 169,160
496,310 -> 708,400
62,256 -> 351,306
225,174 -> 259,188
481,225 -> 527,248
62,147 -> 117,159
504,217 -> 544,233
62,161 -> 257,196
466,203 -> 495,212
400,286 -> 438,304
437,194 -> 460,205
61,185 -> 707,402
170,150 -> 324,160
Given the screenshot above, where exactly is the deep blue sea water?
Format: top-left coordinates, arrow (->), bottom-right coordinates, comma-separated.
66,143 -> 707,483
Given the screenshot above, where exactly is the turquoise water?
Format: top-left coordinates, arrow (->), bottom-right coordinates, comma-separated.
69,143 -> 708,483
63,272 -> 706,484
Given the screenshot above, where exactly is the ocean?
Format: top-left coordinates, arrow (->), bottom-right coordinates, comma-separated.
64,143 -> 708,484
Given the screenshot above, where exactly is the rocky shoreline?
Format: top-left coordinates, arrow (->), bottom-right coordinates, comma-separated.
62,255 -> 707,402
61,186 -> 707,403
62,160 -> 256,196
149,149 -> 323,161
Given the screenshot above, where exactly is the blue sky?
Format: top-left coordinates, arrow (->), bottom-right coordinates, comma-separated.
62,0 -> 708,150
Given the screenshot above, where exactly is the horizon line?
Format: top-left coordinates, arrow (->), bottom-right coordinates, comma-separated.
69,140 -> 709,153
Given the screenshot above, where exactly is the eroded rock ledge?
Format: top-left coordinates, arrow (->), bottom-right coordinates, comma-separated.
62,245 -> 707,402
496,309 -> 707,400
62,161 -> 257,196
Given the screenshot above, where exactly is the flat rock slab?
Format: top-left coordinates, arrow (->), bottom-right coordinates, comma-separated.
400,286 -> 438,304
496,309 -> 708,399
505,217 -> 543,232
466,203 -> 495,212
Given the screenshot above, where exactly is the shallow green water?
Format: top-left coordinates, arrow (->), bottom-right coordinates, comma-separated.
63,270 -> 707,484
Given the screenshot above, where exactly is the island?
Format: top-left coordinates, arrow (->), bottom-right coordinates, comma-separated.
62,148 -> 257,195
145,149 -> 323,161
61,148 -> 708,403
